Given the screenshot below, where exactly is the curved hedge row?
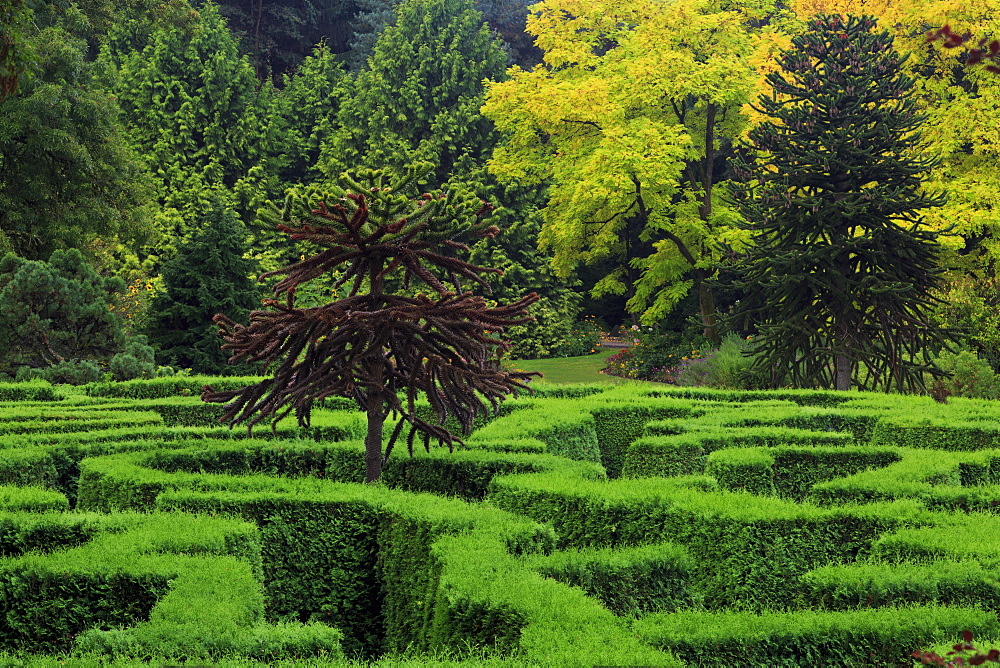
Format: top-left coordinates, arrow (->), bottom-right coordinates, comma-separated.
1,380 -> 1000,664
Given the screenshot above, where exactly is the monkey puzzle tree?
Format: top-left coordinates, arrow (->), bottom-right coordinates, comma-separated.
202,164 -> 538,483
731,14 -> 953,392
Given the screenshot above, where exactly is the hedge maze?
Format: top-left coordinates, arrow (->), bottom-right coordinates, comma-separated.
3,377 -> 1000,665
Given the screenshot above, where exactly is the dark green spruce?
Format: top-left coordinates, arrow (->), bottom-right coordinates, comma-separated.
730,14 -> 953,392
145,192 -> 261,375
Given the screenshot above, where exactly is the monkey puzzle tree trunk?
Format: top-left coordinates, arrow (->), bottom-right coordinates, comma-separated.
834,351 -> 852,391
365,402 -> 386,483
364,258 -> 387,484
697,103 -> 721,346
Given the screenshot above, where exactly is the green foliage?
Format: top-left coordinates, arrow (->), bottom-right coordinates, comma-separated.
527,542 -> 695,616
16,359 -> 102,386
0,249 -> 126,376
507,313 -> 600,360
0,4 -> 153,260
602,328 -> 710,381
635,606 -> 997,667
102,1 -> 265,238
0,380 -> 62,401
931,276 -> 1000,371
483,0 -> 779,339
84,375 -> 279,400
466,191 -> 584,362
731,14 -> 952,392
250,41 -> 347,205
0,0 -> 32,100
929,348 -> 1000,400
109,335 -> 156,382
144,192 -> 261,375
322,0 -> 507,185
18,382 -> 1000,663
801,561 -> 1000,610
668,334 -> 767,390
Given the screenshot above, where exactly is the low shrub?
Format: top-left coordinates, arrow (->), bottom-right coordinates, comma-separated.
16,360 -> 102,386
603,328 -> 710,381
930,349 -> 1000,399
550,317 -> 604,358
667,334 -> 767,390
110,336 -> 156,381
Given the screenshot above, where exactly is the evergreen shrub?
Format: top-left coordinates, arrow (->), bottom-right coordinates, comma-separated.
16,359 -> 102,385
109,336 -> 156,381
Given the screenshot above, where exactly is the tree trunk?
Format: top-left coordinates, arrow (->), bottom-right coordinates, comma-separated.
364,403 -> 385,483
694,269 -> 720,345
834,352 -> 852,391
695,103 -> 720,346
364,257 -> 387,484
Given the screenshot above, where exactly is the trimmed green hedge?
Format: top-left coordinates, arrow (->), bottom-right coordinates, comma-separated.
0,380 -> 64,402
634,606 -> 998,667
469,399 -> 602,463
486,471 -> 916,609
64,439 -> 678,664
14,378 -> 1000,664
800,561 -> 1000,610
525,542 -> 694,616
0,511 -> 342,662
83,376 -> 264,399
157,485 -> 678,666
807,448 -> 1000,511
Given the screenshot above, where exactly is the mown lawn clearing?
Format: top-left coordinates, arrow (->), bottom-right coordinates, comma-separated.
511,348 -> 646,385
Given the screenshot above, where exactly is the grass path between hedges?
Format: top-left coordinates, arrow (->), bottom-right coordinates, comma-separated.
512,347 -> 652,385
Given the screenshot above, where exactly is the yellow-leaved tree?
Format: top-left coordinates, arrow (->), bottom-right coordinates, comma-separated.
482,0 -> 794,342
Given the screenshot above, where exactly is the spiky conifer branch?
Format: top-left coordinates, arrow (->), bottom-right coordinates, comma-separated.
202,164 -> 538,481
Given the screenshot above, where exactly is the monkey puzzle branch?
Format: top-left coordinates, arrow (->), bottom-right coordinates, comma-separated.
202,164 -> 540,483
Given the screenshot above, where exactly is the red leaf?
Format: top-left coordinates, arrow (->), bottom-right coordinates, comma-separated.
968,50 -> 984,65
964,631 -> 975,643
986,65 -> 1000,74
991,40 -> 1000,55
969,656 -> 986,666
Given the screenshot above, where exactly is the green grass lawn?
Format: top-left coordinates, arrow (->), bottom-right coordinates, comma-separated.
510,347 -> 639,384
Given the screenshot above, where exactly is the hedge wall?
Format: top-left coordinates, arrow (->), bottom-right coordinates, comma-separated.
5,378 -> 1000,663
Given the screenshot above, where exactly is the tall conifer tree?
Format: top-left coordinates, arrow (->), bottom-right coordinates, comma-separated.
322,0 -> 506,185
103,2 -> 264,237
732,14 -> 952,392
145,192 -> 260,374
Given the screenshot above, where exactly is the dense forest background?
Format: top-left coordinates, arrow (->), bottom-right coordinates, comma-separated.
1,0 -> 999,392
